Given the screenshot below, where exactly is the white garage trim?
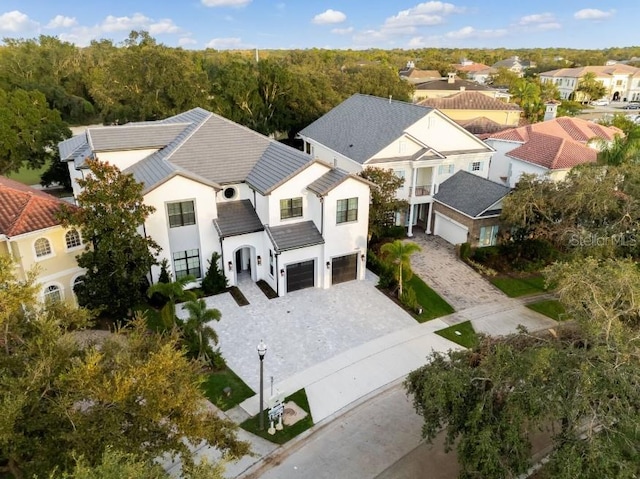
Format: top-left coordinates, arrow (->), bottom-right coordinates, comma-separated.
434,211 -> 469,245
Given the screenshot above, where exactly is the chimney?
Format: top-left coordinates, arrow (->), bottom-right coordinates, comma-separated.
544,100 -> 559,121
460,86 -> 466,92
447,72 -> 456,84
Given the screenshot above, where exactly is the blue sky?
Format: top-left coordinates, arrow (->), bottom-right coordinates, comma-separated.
0,1 -> 638,50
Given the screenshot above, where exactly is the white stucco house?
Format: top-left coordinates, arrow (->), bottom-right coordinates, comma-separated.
58,108 -> 371,296
297,94 -> 495,237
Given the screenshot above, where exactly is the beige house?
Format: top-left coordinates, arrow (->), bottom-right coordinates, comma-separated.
539,65 -> 640,102
0,177 -> 85,305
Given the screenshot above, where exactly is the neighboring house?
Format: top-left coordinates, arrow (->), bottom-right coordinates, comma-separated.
491,56 -> 535,77
58,108 -> 371,296
297,93 -> 495,237
413,73 -> 510,102
0,177 -> 86,305
453,61 -> 496,84
539,65 -> 640,101
482,116 -> 622,187
399,61 -> 441,84
417,91 -> 522,134
433,171 -> 510,246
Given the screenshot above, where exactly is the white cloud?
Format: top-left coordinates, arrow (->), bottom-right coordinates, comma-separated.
408,36 -> 425,47
149,19 -> 180,35
101,13 -> 151,32
178,37 -> 198,46
205,37 -> 253,49
0,10 -> 39,33
574,8 -> 615,20
312,9 -> 346,25
383,1 -> 464,30
46,15 -> 77,29
445,26 -> 508,40
518,13 -> 555,25
201,0 -> 252,7
331,27 -> 353,35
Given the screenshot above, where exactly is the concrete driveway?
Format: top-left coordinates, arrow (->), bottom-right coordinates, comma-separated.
177,271 -> 416,392
408,234 -> 505,310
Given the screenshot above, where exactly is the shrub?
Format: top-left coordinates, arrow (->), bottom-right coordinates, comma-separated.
149,259 -> 171,308
400,286 -> 418,310
367,249 -> 397,289
201,252 -> 228,295
459,242 -> 472,260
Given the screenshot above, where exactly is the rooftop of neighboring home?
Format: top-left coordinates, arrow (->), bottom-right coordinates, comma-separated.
454,62 -> 494,73
398,61 -> 441,83
481,117 -> 623,170
456,117 -> 515,135
435,171 -> 511,218
58,107 -> 318,195
0,177 -> 70,237
540,64 -> 640,78
414,74 -> 499,93
417,91 -> 521,112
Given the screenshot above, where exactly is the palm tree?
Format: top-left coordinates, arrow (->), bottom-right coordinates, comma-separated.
146,275 -> 197,329
182,299 -> 221,364
380,240 -> 421,297
591,125 -> 640,166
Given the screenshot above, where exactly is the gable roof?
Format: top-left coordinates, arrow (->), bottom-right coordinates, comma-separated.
434,171 -> 510,218
0,177 -> 71,237
418,91 -> 522,112
414,77 -> 498,93
59,108 -> 315,195
213,200 -> 264,238
265,221 -> 324,252
506,132 -> 598,169
298,94 -> 434,164
456,117 -> 514,135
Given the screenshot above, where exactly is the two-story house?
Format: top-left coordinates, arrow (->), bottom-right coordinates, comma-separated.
59,108 -> 371,296
539,65 -> 640,102
0,177 -> 86,304
297,94 -> 495,237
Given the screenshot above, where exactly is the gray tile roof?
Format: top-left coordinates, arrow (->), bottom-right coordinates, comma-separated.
307,168 -> 349,196
59,134 -> 87,160
298,94 -> 433,164
265,221 -> 324,252
88,123 -> 190,151
434,171 -> 510,218
213,199 -> 264,238
246,142 -> 314,195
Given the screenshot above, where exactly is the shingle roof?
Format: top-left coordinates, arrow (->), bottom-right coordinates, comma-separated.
414,77 -> 498,92
418,91 -> 521,112
0,177 -> 72,237
298,94 -> 433,164
213,200 -> 264,238
265,221 -> 324,252
434,171 -> 510,218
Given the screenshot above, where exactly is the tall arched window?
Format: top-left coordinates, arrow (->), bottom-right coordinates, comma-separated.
34,238 -> 52,258
65,229 -> 82,249
44,284 -> 62,303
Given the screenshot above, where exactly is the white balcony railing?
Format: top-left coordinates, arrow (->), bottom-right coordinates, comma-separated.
409,184 -> 432,197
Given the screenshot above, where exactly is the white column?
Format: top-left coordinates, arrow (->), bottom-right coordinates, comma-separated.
426,201 -> 433,234
407,165 -> 418,237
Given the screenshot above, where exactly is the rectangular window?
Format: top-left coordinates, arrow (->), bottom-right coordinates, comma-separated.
173,249 -> 201,279
280,197 -> 303,219
167,201 -> 196,228
399,140 -> 407,154
269,250 -> 274,276
469,161 -> 483,172
438,164 -> 454,175
337,198 -> 358,224
394,170 -> 405,189
479,225 -> 499,247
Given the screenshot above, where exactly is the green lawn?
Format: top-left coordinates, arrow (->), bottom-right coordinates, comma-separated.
240,388 -> 313,444
201,368 -> 254,411
406,274 -> 455,322
490,275 -> 547,298
435,321 -> 478,348
526,299 -> 567,321
6,161 -> 51,186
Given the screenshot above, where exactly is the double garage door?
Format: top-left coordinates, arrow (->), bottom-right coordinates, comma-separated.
434,213 -> 469,245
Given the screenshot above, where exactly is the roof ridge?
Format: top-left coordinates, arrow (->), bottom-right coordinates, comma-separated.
162,111 -> 214,163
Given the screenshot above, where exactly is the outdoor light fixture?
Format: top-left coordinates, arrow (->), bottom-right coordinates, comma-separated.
228,261 -> 233,271
257,340 -> 268,430
326,261 -> 330,269
257,255 -> 262,265
280,269 -> 285,277
361,253 -> 366,261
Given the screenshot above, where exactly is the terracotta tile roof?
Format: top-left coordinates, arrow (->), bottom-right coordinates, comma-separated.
482,117 -> 621,144
506,132 -> 598,169
417,91 -> 521,111
455,63 -> 492,73
0,177 -> 71,237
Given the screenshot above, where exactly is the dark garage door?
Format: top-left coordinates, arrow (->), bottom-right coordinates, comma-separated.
332,254 -> 358,285
286,260 -> 315,292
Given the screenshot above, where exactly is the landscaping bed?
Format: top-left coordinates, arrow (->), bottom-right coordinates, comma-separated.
256,280 -> 278,299
228,286 -> 249,306
435,321 -> 478,348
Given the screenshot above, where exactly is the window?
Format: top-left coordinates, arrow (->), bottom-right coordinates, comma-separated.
280,198 -> 303,220
167,201 -> 196,228
337,198 -> 358,224
469,161 -> 483,172
394,170 -> 405,189
479,225 -> 499,247
438,164 -> 454,175
269,250 -> 274,276
173,249 -> 201,280
399,140 -> 407,154
34,238 -> 52,258
73,275 -> 85,293
65,229 -> 82,249
44,284 -> 62,303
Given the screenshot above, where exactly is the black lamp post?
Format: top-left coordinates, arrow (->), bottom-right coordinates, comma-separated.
257,339 -> 267,430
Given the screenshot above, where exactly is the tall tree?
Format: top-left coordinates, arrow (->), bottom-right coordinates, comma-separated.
147,275 -> 197,330
359,168 -> 409,241
0,88 -> 71,175
58,159 -> 159,318
380,240 -> 421,296
576,72 -> 607,103
182,299 -> 221,365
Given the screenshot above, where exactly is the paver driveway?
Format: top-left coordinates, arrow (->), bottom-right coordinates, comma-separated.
177,271 -> 416,392
408,233 -> 505,311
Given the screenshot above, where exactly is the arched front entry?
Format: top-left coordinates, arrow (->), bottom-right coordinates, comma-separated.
233,245 -> 257,281
613,91 -> 620,101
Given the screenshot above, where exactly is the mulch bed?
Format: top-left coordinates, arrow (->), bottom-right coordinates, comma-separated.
228,286 -> 249,306
256,280 -> 278,299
